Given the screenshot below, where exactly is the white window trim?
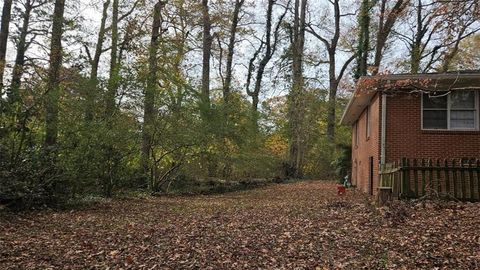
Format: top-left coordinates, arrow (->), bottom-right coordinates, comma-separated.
421,91 -> 479,131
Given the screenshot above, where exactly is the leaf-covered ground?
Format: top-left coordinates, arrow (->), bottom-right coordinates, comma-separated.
1,181 -> 480,269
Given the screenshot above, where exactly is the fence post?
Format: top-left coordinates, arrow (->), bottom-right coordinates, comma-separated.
453,159 -> 458,198
477,159 -> 480,201
401,158 -> 407,198
469,159 -> 474,201
421,159 -> 426,196
445,159 -> 450,197
436,159 -> 441,194
461,159 -> 466,200
413,158 -> 418,197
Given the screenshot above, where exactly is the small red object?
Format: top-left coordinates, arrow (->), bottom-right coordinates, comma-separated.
337,185 -> 346,195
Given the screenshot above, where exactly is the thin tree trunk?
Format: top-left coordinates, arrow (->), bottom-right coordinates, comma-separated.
85,0 -> 110,121
0,0 -> 13,95
9,0 -> 33,105
287,0 -> 307,178
44,0 -> 65,149
201,0 -> 212,110
223,0 -> 244,103
105,0 -> 119,119
325,0 -> 340,141
141,0 -> 164,186
410,0 -> 422,73
372,0 -> 408,75
246,0 -> 287,124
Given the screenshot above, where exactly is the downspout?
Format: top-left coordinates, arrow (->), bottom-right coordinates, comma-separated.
379,92 -> 387,193
380,92 -> 386,165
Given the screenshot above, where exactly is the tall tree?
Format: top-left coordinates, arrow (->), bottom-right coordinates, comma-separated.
222,0 -> 245,103
0,0 -> 13,95
287,0 -> 307,178
44,0 -> 65,149
84,0 -> 110,121
307,0 -> 356,141
141,0 -> 164,187
393,0 -> 479,73
246,0 -> 288,114
372,0 -> 409,75
201,0 -> 212,110
8,0 -> 49,105
439,1 -> 479,72
105,0 -> 119,119
355,0 -> 371,78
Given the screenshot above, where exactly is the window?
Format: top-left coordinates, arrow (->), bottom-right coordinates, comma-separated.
422,91 -> 478,130
366,106 -> 371,139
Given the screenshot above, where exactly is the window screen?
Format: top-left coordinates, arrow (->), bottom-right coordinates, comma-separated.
422,91 -> 477,130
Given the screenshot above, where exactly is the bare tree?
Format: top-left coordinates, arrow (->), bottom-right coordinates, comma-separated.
393,0 -> 479,73
307,0 -> 356,141
246,0 -> 289,114
372,0 -> 409,74
84,0 -> 110,121
222,0 -> 245,103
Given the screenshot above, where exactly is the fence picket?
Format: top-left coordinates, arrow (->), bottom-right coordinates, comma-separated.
413,159 -> 419,197
461,160 -> 466,200
469,160 -> 474,200
452,159 -> 458,198
436,159 -> 441,194
421,159 -> 426,196
428,159 -> 433,196
445,159 -> 450,197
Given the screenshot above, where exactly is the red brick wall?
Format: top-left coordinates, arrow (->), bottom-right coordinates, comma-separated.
351,93 -> 381,194
386,93 -> 480,162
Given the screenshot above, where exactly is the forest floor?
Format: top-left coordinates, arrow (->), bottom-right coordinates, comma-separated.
1,181 -> 480,269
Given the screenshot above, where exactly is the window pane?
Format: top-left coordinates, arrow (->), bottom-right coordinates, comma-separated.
423,93 -> 447,109
451,91 -> 475,109
450,110 -> 475,129
423,110 -> 447,129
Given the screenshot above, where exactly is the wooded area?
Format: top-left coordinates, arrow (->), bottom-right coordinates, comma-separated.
0,0 -> 479,208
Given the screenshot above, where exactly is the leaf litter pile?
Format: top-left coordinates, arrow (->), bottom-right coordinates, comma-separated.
1,181 -> 480,269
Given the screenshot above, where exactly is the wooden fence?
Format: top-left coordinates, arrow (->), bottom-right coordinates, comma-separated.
379,158 -> 480,201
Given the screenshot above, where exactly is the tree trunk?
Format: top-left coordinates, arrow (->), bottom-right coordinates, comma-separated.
326,58 -> 338,141
287,0 -> 307,178
0,0 -> 12,95
372,0 -> 408,75
85,0 -> 110,122
201,0 -> 212,110
105,0 -> 119,119
325,0 -> 340,141
9,0 -> 33,105
44,0 -> 65,149
141,0 -> 164,187
355,0 -> 370,79
223,0 -> 244,103
410,0 -> 422,74
246,0 -> 287,127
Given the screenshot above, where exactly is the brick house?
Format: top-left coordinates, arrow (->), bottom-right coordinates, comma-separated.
340,72 -> 480,196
